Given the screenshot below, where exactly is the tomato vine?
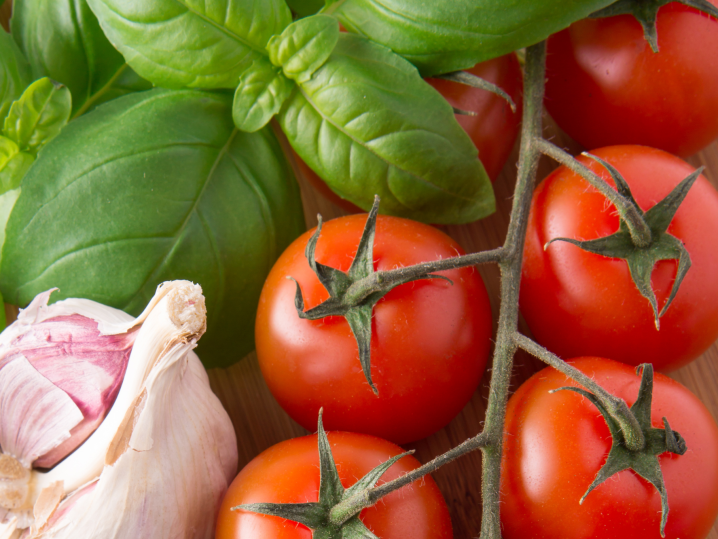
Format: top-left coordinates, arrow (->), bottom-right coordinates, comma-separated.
250,40 -> 705,539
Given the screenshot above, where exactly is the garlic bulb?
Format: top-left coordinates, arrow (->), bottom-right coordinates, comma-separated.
0,281 -> 238,539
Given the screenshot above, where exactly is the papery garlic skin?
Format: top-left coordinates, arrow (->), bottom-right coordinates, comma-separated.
0,290 -> 136,469
0,281 -> 238,539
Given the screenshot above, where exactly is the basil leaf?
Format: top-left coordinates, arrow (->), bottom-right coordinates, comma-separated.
11,0 -> 145,117
4,78 -> 72,153
0,88 -> 305,368
279,33 -> 494,224
0,187 -> 21,270
268,14 -> 339,83
325,0 -> 616,76
286,0 -> 325,18
83,65 -> 154,112
0,30 -> 32,123
87,0 -> 292,89
233,59 -> 294,133
0,136 -> 34,192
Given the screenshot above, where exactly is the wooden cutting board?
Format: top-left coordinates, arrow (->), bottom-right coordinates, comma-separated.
2,5 -> 716,537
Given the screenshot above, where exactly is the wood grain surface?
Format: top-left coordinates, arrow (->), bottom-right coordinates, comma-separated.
1,3 -> 717,537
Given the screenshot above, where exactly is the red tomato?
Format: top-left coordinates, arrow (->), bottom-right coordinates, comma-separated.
255,214 -> 492,444
292,54 -> 523,211
545,2 -> 718,158
426,53 -> 523,181
520,145 -> 718,371
215,431 -> 452,539
500,356 -> 718,539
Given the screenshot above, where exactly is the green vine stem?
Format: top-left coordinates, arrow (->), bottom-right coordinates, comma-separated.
514,333 -> 645,451
475,41 -> 547,539
537,138 -> 653,247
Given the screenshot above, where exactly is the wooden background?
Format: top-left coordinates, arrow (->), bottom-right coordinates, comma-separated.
2,4 -> 717,537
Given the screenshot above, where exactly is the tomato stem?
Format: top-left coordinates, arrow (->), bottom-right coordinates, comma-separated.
537,139 -> 653,248
328,431 -> 491,526
515,334 -> 646,451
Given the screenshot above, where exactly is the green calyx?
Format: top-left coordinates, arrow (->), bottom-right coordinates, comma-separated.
232,410 -> 413,538
291,197 -> 450,394
546,153 -> 700,330
590,0 -> 718,52
553,364 -> 687,537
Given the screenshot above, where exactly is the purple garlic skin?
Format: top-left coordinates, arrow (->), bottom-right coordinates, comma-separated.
0,294 -> 136,469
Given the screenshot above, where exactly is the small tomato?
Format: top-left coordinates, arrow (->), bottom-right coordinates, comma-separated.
500,356 -> 718,539
520,145 -> 718,371
255,213 -> 492,444
215,431 -> 452,539
545,2 -> 718,157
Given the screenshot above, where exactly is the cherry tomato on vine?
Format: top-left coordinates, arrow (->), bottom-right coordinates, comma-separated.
255,213 -> 492,444
215,431 -> 452,539
293,53 -> 523,212
425,53 -> 523,181
545,1 -> 718,158
500,356 -> 718,539
520,145 -> 718,371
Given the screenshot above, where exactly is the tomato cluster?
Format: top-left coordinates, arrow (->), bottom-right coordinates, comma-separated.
218,5 -> 718,538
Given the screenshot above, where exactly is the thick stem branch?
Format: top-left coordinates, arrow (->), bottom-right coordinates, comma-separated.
514,333 -> 646,451
343,247 -> 505,304
477,41 -> 548,539
538,139 -> 652,248
329,432 -> 491,526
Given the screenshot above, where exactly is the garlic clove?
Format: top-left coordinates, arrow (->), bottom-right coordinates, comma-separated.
1,281 -> 237,538
0,357 -> 83,471
38,349 -> 237,539
0,291 -> 136,469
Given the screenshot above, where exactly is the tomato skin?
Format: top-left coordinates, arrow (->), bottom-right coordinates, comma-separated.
500,356 -> 718,539
545,2 -> 718,158
215,431 -> 452,539
425,53 -> 523,181
255,214 -> 492,444
520,145 -> 718,371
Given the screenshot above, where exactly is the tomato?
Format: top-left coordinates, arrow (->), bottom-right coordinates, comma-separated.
520,145 -> 718,371
293,53 -> 523,211
425,53 -> 523,181
545,2 -> 718,158
215,431 -> 452,539
255,213 -> 492,444
500,356 -> 718,539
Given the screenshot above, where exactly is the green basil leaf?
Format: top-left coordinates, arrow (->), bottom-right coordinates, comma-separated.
11,0 -> 143,117
83,65 -> 154,113
324,0 -> 616,76
279,33 -> 493,224
0,187 -> 21,270
86,0 -> 292,89
4,77 -> 72,153
0,135 -> 34,192
286,0 -> 326,18
0,30 -> 32,123
268,14 -> 339,83
0,88 -> 305,368
233,59 -> 294,132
